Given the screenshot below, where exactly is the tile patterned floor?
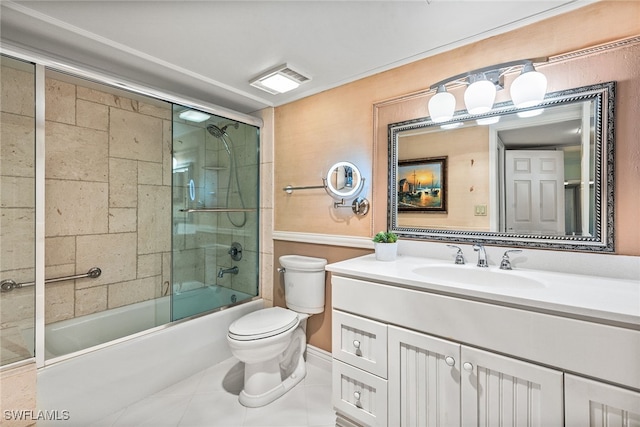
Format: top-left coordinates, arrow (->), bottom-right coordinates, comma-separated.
91,356 -> 335,427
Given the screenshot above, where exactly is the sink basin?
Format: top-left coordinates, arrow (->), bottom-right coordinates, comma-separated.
412,265 -> 545,289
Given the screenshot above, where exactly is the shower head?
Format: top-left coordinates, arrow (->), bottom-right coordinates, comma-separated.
206,122 -> 239,138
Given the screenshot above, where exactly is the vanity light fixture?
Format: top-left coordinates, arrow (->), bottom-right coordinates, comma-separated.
178,109 -> 211,123
427,58 -> 548,121
250,63 -> 310,95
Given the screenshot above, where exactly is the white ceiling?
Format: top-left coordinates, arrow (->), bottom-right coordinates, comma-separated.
1,0 -> 592,115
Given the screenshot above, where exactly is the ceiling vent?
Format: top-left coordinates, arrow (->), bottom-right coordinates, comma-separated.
250,64 -> 311,95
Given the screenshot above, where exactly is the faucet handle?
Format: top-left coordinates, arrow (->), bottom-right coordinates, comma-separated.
500,249 -> 523,270
446,245 -> 465,265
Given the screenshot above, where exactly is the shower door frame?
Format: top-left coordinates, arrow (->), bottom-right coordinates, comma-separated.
1,43 -> 263,369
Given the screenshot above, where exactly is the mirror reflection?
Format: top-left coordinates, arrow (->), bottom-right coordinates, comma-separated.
388,82 -> 614,251
326,161 -> 363,198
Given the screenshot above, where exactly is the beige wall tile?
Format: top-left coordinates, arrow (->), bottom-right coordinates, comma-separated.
108,276 -> 157,308
45,282 -> 75,324
0,286 -> 35,329
0,209 -> 35,272
45,236 -> 76,267
163,120 -> 172,186
1,64 -> 35,117
138,253 -> 162,278
77,86 -> 137,111
45,121 -> 108,182
76,99 -> 109,131
138,161 -> 163,185
0,176 -> 34,208
109,207 -> 137,233
138,185 -> 171,254
110,108 -> 163,162
0,113 -> 35,177
75,285 -> 107,316
75,233 -> 137,288
138,101 -> 171,120
45,180 -> 108,237
45,78 -> 76,125
109,158 -> 138,208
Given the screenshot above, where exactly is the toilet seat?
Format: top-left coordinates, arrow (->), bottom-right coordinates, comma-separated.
228,307 -> 299,341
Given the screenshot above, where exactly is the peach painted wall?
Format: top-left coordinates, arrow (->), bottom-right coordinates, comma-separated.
273,242 -> 372,352
274,1 -> 640,256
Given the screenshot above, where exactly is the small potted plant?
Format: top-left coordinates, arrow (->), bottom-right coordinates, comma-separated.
372,231 -> 399,261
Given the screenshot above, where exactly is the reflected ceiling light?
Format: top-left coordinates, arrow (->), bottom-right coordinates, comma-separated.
476,116 -> 500,125
179,109 -> 210,123
464,74 -> 496,114
510,63 -> 547,108
440,122 -> 463,130
250,63 -> 310,95
428,85 -> 456,123
517,108 -> 545,118
428,58 -> 548,121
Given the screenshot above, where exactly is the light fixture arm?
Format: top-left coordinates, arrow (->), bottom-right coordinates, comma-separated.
429,57 -> 548,91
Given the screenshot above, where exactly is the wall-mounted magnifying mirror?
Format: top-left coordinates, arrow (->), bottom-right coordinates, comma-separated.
325,161 -> 369,216
388,81 -> 615,252
326,161 -> 363,198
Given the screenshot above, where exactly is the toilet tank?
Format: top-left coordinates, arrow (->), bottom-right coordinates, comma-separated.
279,255 -> 328,314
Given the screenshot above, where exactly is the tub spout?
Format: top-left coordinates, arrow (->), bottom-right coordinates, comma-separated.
218,266 -> 239,278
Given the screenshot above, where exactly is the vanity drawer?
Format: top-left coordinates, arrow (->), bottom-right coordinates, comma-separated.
332,309 -> 387,378
333,359 -> 388,427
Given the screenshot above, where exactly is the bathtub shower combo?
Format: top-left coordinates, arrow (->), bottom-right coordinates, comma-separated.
0,54 -> 261,424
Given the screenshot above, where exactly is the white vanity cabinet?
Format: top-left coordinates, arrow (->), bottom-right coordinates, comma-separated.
387,324 -> 563,427
329,271 -> 640,427
564,374 -> 640,426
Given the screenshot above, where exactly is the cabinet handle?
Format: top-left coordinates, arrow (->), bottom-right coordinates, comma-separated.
463,362 -> 474,372
445,356 -> 456,366
353,340 -> 361,349
354,391 -> 361,401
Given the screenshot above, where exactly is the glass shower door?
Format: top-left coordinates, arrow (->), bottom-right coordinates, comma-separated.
0,55 -> 36,366
171,105 -> 259,320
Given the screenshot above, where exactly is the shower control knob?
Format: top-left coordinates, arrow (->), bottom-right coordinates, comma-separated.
353,391 -> 361,401
353,340 -> 361,349
463,362 -> 474,372
445,356 -> 456,366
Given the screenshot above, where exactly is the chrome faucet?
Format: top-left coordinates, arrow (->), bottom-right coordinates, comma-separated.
218,266 -> 239,278
473,244 -> 488,268
499,250 -> 523,270
446,245 -> 465,265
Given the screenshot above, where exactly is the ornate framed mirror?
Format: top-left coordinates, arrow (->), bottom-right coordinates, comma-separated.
388,81 -> 615,252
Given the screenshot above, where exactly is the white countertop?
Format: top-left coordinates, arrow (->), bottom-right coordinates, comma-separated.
326,254 -> 640,329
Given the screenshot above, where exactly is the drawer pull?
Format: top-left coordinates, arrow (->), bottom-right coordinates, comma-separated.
463,362 -> 474,372
445,356 -> 456,366
353,340 -> 361,349
354,390 -> 361,401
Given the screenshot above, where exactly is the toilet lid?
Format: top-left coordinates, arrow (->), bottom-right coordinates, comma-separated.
228,307 -> 299,341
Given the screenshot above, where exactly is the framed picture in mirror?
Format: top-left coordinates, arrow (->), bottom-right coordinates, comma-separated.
397,156 -> 447,212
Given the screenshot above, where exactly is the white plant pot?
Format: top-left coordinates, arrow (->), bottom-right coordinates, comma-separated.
375,242 -> 398,261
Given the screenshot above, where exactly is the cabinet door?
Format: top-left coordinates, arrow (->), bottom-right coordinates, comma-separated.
461,346 -> 563,426
565,374 -> 640,427
388,326 -> 461,427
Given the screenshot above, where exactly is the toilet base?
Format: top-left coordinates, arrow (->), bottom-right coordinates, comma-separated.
239,352 -> 306,408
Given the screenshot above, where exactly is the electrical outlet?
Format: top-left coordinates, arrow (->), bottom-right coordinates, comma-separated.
474,204 -> 487,216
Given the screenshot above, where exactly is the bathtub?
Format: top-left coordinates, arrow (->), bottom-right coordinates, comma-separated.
37,292 -> 261,426
44,284 -> 252,358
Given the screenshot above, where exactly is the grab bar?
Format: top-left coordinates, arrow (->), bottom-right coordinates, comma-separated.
0,267 -> 102,293
179,208 -> 256,213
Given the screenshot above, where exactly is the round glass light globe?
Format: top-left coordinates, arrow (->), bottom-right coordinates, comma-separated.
511,71 -> 547,108
464,80 -> 496,115
428,91 -> 456,123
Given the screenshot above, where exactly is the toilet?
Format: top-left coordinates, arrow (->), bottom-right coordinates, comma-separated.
227,254 -> 328,407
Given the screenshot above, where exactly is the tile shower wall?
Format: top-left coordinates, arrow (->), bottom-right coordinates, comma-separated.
44,75 -> 173,324
0,61 -> 36,365
172,119 -> 258,298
